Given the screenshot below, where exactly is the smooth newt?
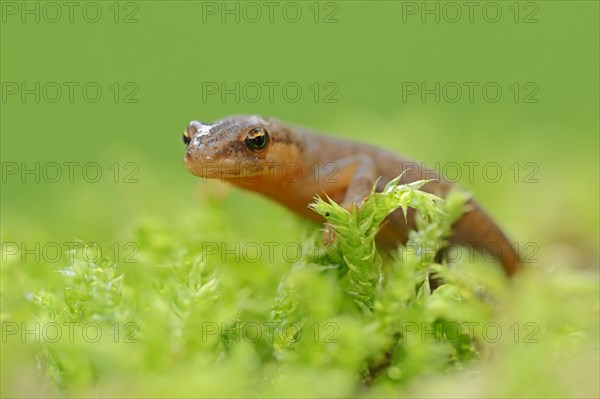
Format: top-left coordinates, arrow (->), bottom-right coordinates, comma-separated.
182,115 -> 520,276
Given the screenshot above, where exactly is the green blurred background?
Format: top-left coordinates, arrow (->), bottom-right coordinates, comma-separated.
2,1 -> 599,261
1,0 -> 599,395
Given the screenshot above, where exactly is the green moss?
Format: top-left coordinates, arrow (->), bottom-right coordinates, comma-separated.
1,177 -> 598,398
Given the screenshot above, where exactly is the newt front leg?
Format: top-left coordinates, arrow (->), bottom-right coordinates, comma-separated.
311,155 -> 377,244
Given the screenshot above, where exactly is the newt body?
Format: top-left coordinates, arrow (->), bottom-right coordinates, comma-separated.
183,115 -> 520,275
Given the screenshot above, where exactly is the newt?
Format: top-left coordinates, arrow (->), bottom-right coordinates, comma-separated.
182,115 -> 520,275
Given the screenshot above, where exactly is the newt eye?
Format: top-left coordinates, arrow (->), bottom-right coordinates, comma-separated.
244,128 -> 270,152
183,129 -> 191,146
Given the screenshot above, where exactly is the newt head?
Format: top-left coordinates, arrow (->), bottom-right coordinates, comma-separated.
183,115 -> 302,182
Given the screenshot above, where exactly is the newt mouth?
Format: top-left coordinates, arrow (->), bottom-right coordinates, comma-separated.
184,156 -> 265,180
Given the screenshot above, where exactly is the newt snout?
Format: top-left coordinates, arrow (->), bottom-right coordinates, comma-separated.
183,120 -> 219,173
184,120 -> 210,143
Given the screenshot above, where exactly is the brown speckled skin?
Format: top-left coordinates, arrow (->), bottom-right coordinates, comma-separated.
184,115 -> 520,276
